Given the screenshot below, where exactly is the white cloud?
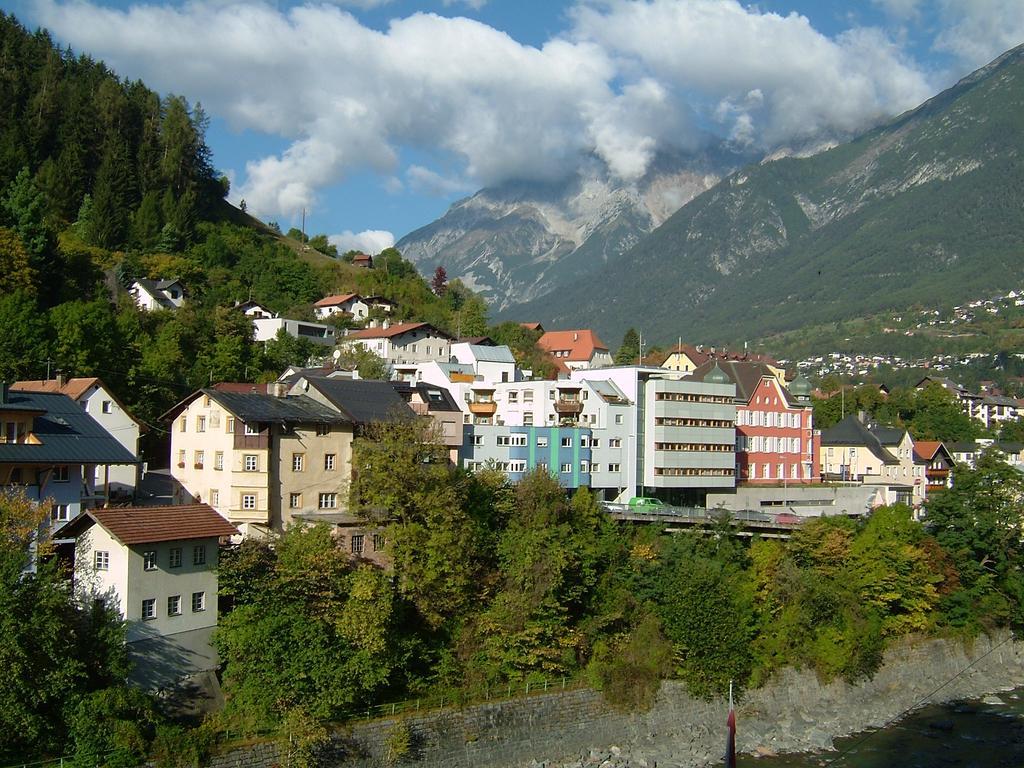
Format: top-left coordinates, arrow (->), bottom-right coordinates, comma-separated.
406,165 -> 474,196
328,229 -> 396,254
933,0 -> 1024,69
30,0 -> 974,222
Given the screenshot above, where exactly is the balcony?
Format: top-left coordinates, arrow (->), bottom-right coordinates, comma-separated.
468,401 -> 497,416
554,397 -> 584,415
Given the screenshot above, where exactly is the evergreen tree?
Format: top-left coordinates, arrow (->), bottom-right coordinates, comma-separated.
615,328 -> 641,365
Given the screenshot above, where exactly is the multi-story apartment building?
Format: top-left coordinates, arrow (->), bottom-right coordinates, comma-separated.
13,376 -> 143,494
689,360 -> 819,484
165,388 -> 351,536
571,366 -> 737,505
537,329 -> 613,373
0,386 -> 137,538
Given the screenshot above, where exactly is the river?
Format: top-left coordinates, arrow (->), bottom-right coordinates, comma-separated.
737,687 -> 1024,768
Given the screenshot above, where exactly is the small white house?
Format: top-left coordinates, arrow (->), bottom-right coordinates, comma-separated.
313,292 -> 370,321
253,316 -> 338,345
341,322 -> 454,378
129,278 -> 186,311
57,503 -> 237,690
235,300 -> 277,320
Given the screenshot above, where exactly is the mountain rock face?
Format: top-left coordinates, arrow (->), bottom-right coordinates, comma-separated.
504,44 -> 1024,346
396,150 -> 754,310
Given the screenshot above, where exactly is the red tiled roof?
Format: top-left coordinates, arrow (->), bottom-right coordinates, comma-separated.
14,377 -> 101,402
537,329 -> 609,362
314,292 -> 361,308
345,322 -> 453,340
664,344 -> 710,366
57,504 -> 238,545
914,441 -> 944,461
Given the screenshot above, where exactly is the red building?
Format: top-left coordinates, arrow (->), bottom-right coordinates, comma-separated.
692,360 -> 819,484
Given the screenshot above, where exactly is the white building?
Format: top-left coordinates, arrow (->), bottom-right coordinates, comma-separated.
129,278 -> 185,311
57,503 -> 237,690
342,322 -> 454,379
12,377 -> 142,494
450,343 -> 518,384
253,316 -> 337,346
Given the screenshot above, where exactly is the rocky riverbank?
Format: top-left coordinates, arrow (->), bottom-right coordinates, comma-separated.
526,630 -> 1024,768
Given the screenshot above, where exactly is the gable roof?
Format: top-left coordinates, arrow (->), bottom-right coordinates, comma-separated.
689,359 -> 796,405
391,382 -> 461,412
537,330 -> 609,362
13,377 -> 143,430
55,503 -> 237,545
914,441 -> 952,462
820,415 -> 898,464
344,322 -> 454,341
314,292 -> 361,308
869,425 -> 909,446
519,322 -> 544,332
0,390 -> 138,465
300,378 -> 413,424
663,343 -> 710,366
132,278 -> 183,308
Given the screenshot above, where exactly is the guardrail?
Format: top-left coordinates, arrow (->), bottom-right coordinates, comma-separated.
602,504 -> 802,528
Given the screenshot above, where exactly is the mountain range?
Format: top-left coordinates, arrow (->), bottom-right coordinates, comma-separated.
405,44 -> 1024,348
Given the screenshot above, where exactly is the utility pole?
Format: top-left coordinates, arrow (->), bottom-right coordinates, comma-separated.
301,207 -> 306,242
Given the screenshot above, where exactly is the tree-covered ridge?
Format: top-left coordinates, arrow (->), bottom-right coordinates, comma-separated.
0,13 -> 497,427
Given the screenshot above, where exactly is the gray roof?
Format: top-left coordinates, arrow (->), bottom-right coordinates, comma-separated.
820,415 -> 898,464
203,390 -> 348,425
436,362 -> 475,376
463,344 -> 515,364
133,278 -> 183,309
868,425 -> 907,446
0,391 -> 137,465
391,382 -> 462,412
984,395 -> 1020,407
305,378 -> 413,424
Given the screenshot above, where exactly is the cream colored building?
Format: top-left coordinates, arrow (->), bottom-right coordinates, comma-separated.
165,380 -> 414,537
820,416 -> 925,507
57,504 -> 236,689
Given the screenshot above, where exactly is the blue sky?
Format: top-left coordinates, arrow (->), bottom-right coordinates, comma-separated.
7,0 -> 1023,252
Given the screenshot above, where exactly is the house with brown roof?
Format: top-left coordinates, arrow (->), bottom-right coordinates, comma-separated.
660,343 -> 711,373
341,322 -> 454,379
914,441 -> 954,493
56,503 -> 237,690
13,376 -> 142,494
313,292 -> 370,321
537,329 -> 612,374
352,252 -> 373,268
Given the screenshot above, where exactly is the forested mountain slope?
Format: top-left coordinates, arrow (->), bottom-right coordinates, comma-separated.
505,44 -> 1024,345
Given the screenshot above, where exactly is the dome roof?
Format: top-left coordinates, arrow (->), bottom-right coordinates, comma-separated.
788,374 -> 812,397
704,362 -> 730,385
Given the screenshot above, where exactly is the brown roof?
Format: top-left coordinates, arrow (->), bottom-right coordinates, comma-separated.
314,292 -> 360,308
664,344 -> 710,366
56,503 -> 237,545
14,377 -> 101,402
914,441 -> 951,462
537,329 -> 609,362
345,322 -> 453,341
519,322 -> 545,332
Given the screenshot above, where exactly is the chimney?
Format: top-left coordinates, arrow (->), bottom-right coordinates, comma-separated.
272,381 -> 288,398
56,370 -> 67,387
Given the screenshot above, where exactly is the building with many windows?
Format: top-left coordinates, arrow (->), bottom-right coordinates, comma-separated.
57,503 -> 237,690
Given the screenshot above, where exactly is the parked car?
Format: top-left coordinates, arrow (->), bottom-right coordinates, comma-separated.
628,496 -> 666,510
774,512 -> 802,524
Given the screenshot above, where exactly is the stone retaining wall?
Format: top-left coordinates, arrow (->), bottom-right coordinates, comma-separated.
207,629 -> 1023,768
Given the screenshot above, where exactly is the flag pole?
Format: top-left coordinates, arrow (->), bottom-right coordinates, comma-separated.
726,680 -> 736,768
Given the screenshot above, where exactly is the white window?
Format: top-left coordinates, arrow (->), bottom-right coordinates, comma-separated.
193,545 -> 207,565
51,504 -> 70,522
561,437 -> 572,447
143,551 -> 157,571
244,422 -> 258,435
523,390 -> 534,402
242,493 -> 256,510
609,438 -> 621,448
549,390 -> 555,400
537,436 -> 548,447
608,463 -> 620,472
214,451 -> 224,470
509,461 -> 526,472
179,418 -> 187,432
292,453 -> 304,472
210,488 -> 220,506
244,454 -> 258,471
101,400 -> 112,414
226,416 -> 235,433
324,454 -> 336,471
508,391 -> 518,402
142,599 -> 156,620
591,463 -> 600,473
196,415 -> 206,432
350,534 -> 364,555
316,423 -> 330,436
94,551 -> 109,570
169,548 -> 182,568
319,493 -> 337,509
591,439 -> 600,448
290,493 -> 302,509
194,450 -> 204,469
560,463 -> 572,473
580,436 -> 589,447
580,462 -> 589,473
473,435 -> 484,446
615,414 -> 624,425
524,413 -> 534,425
750,464 -> 758,479
191,591 -> 206,612
168,595 -> 182,616
791,464 -> 799,479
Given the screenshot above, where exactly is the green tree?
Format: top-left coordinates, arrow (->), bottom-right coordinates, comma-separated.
614,328 -> 641,365
334,345 -> 388,380
0,290 -> 47,380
